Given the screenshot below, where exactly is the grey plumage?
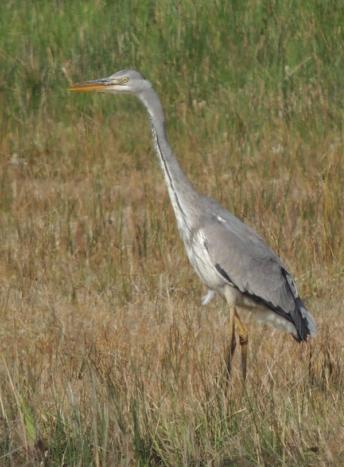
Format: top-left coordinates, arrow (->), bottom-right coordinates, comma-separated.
199,202 -> 315,340
69,69 -> 316,377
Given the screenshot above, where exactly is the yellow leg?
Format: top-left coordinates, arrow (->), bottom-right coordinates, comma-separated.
226,306 -> 236,377
234,310 -> 248,381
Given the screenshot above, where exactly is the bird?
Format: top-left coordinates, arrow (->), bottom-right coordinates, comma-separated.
69,69 -> 316,380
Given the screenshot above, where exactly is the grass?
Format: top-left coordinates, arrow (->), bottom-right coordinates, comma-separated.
0,0 -> 343,464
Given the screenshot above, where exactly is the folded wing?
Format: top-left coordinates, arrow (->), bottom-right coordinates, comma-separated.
201,209 -> 315,340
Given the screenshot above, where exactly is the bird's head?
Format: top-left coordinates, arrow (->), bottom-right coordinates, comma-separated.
69,69 -> 152,95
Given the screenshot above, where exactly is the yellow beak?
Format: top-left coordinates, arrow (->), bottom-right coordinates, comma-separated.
68,79 -> 109,93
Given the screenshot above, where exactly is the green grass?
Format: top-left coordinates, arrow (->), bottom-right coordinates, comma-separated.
0,0 -> 343,465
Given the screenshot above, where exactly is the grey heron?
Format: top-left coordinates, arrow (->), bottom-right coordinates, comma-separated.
69,70 -> 316,380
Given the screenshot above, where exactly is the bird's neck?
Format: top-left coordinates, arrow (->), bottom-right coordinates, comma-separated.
138,88 -> 199,233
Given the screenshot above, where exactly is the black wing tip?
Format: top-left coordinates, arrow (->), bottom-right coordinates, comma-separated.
293,298 -> 316,342
280,268 -> 316,342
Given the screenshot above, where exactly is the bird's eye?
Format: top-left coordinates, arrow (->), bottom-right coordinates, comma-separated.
118,77 -> 129,85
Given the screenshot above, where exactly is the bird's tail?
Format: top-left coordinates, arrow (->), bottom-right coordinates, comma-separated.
282,268 -> 316,342
295,298 -> 317,341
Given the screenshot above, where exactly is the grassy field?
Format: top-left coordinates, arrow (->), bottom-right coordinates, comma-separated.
0,0 -> 343,465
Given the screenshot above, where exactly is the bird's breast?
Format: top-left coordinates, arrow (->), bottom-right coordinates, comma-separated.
184,229 -> 224,291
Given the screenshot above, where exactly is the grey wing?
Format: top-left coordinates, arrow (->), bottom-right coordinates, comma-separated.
201,209 -> 315,340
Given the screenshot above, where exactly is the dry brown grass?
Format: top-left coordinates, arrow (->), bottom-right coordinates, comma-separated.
0,104 -> 343,464
0,1 -> 343,463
